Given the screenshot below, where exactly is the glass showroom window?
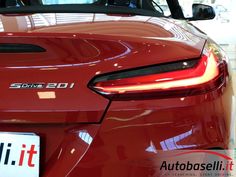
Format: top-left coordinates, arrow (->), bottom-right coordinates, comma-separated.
42,0 -> 96,4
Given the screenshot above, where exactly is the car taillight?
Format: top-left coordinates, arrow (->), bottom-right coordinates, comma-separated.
89,41 -> 227,100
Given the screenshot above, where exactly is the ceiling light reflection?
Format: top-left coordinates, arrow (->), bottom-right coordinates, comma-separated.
78,131 -> 93,145
37,91 -> 56,99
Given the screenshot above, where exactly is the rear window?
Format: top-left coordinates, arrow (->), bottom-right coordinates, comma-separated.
42,0 -> 98,5
0,0 -> 162,18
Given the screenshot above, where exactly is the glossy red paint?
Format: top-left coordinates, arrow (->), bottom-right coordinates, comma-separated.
0,13 -> 233,177
0,14 -> 205,123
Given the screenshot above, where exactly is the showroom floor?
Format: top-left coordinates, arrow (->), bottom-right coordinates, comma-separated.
222,44 -> 236,149
223,44 -> 236,93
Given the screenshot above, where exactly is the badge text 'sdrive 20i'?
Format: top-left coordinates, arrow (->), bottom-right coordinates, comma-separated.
9,83 -> 75,89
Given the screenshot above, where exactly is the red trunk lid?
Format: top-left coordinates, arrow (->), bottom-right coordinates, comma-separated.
0,13 -> 206,124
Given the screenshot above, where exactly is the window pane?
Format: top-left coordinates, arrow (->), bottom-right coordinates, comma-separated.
152,0 -> 171,16
42,0 -> 98,5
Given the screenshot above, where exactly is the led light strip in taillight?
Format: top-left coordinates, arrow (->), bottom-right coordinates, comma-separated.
89,44 -> 226,100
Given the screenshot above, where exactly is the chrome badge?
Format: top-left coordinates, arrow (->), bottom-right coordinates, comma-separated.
9,83 -> 75,89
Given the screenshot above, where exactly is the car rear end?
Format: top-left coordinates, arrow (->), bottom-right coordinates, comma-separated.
0,8 -> 233,177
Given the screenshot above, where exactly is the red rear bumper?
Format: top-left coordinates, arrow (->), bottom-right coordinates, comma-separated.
11,81 -> 229,177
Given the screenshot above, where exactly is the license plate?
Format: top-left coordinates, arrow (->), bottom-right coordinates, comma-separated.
0,132 -> 40,177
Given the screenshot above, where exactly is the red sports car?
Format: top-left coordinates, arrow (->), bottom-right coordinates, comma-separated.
0,0 -> 233,177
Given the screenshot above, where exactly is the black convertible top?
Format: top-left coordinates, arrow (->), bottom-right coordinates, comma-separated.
0,4 -> 162,17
